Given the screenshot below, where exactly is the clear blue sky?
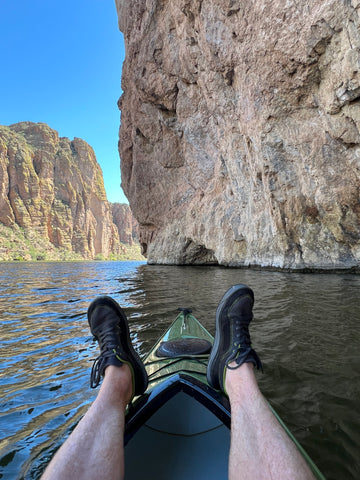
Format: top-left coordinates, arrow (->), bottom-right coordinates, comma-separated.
0,0 -> 128,204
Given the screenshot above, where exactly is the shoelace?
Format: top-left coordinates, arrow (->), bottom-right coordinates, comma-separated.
228,317 -> 263,371
91,351 -> 112,388
90,325 -> 121,388
231,319 -> 251,355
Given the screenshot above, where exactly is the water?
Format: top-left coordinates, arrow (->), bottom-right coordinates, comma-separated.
0,261 -> 359,480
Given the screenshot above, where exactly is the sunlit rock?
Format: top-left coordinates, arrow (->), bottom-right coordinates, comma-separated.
0,122 -> 138,260
116,0 -> 360,270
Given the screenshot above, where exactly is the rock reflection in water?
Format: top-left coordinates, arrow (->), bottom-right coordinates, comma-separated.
0,262 -> 359,480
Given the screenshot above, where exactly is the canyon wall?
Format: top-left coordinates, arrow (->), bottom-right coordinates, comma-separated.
112,202 -> 140,245
0,122 -> 138,260
116,0 -> 360,270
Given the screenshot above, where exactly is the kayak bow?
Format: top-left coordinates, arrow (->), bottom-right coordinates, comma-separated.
124,309 -> 324,480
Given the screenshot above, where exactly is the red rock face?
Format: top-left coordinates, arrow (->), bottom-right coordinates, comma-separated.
111,202 -> 139,246
0,122 -> 136,259
116,0 -> 360,269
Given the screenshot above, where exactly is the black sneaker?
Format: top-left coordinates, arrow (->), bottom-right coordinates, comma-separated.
87,296 -> 148,396
207,284 -> 262,393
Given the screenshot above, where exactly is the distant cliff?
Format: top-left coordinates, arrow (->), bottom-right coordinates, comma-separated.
116,0 -> 360,270
112,202 -> 139,245
0,122 -> 141,261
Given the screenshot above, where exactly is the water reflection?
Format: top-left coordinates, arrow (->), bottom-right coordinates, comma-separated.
0,262 -> 359,479
118,264 -> 360,480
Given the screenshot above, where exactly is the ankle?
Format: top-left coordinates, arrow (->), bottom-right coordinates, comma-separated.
228,360 -> 254,371
100,365 -> 133,405
225,362 -> 260,400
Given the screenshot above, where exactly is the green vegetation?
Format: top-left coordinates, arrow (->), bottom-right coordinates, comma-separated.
0,224 -> 145,262
95,244 -> 145,262
109,244 -> 145,261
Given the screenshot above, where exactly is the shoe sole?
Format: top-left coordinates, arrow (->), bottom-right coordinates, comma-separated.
207,284 -> 254,390
87,296 -> 148,396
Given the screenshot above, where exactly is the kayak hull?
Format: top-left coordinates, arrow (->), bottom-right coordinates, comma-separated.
125,375 -> 231,479
125,373 -> 231,443
124,309 -> 325,480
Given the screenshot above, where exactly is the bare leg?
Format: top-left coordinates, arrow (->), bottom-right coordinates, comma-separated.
226,363 -> 315,480
41,365 -> 132,480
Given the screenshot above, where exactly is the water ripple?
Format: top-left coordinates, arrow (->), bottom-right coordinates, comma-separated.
0,262 -> 359,479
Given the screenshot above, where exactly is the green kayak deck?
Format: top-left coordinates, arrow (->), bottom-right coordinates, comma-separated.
145,308 -> 214,388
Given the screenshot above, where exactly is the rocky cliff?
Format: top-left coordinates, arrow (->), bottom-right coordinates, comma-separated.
112,202 -> 139,245
0,122 -> 140,261
116,0 -> 360,270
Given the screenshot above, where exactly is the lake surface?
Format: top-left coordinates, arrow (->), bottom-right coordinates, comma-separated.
0,261 -> 359,479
